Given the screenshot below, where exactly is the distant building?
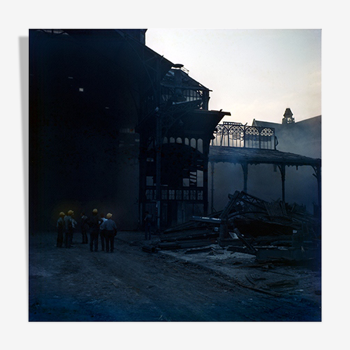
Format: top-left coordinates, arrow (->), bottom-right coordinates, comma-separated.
252,109 -> 321,159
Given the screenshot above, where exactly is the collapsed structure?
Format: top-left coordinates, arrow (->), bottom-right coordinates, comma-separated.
137,64 -> 230,228
29,29 -> 229,232
145,109 -> 321,263
30,29 -> 321,244
148,190 -> 321,263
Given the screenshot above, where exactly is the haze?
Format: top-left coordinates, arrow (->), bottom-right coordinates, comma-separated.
146,29 -> 321,125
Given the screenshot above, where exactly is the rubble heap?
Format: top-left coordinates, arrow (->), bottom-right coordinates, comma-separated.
144,191 -> 321,264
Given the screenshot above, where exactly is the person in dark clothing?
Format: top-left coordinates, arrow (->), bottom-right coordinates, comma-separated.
100,213 -> 117,253
56,212 -> 65,247
144,211 -> 152,240
99,213 -> 107,251
64,210 -> 77,248
80,212 -> 89,244
89,208 -> 101,252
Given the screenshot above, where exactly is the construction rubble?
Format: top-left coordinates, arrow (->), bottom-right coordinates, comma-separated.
143,191 -> 321,264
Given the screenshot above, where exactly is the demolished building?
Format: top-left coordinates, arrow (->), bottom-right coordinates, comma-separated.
137,64 -> 229,228
29,30 -> 320,236
209,110 -> 321,214
150,189 -> 321,264
149,109 -> 321,263
29,29 -> 229,232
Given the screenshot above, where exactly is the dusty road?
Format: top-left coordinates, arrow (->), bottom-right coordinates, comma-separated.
29,232 -> 321,321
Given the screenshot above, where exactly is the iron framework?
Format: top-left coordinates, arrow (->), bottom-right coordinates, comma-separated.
211,122 -> 276,150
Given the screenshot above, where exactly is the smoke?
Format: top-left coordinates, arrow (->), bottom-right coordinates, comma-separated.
209,162 -> 318,214
209,117 -> 321,214
276,117 -> 321,159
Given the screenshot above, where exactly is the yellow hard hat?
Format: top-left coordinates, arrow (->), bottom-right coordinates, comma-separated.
106,213 -> 112,219
92,208 -> 98,214
59,212 -> 65,217
68,210 -> 74,215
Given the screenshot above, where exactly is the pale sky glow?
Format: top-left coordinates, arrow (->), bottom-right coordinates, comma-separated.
146,29 -> 321,125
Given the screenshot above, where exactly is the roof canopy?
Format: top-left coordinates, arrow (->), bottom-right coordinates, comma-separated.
209,146 -> 321,168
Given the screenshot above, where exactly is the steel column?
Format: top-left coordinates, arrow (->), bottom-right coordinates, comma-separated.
241,163 -> 248,193
210,161 -> 215,213
203,155 -> 209,216
313,165 -> 321,210
278,164 -> 286,203
155,58 -> 162,231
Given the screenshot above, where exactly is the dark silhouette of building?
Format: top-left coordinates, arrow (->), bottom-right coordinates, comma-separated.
137,64 -> 229,228
29,29 -> 228,232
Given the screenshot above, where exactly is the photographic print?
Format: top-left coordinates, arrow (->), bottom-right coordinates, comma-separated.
29,28 -> 321,322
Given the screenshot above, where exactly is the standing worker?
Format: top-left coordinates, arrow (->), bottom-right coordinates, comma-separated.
99,213 -> 107,251
64,210 -> 77,248
56,212 -> 65,247
80,212 -> 89,244
100,213 -> 117,253
144,211 -> 152,240
89,208 -> 100,252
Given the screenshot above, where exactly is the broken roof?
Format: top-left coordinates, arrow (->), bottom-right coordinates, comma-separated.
253,115 -> 321,129
162,67 -> 211,91
209,146 -> 321,167
252,119 -> 281,129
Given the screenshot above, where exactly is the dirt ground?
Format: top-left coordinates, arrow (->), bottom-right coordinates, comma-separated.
29,231 -> 321,322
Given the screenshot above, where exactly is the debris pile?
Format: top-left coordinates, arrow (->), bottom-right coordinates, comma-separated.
158,221 -> 220,251
144,191 -> 321,264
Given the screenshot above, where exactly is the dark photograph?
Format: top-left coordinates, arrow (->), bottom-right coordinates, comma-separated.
29,29 -> 321,322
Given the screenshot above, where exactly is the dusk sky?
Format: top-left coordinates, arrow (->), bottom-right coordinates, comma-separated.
146,29 -> 321,125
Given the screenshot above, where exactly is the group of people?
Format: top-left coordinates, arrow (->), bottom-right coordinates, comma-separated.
56,210 -> 77,248
56,208 -> 118,253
